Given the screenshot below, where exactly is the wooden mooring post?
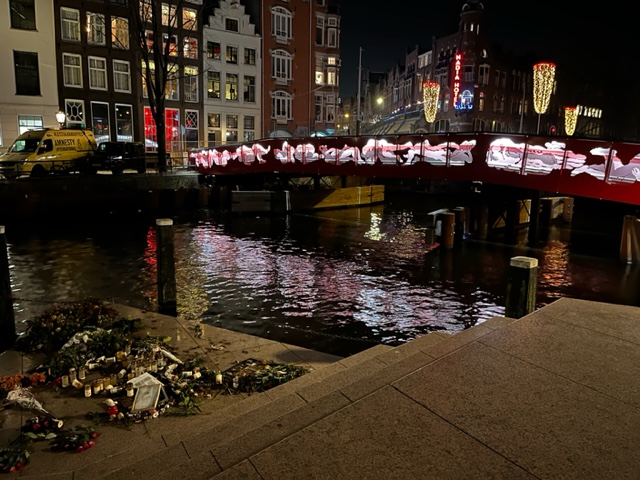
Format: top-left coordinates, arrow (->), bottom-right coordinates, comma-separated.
0,226 -> 16,351
156,218 -> 177,316
505,256 -> 538,319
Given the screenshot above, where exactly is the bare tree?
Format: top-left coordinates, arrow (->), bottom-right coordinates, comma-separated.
122,0 -> 203,173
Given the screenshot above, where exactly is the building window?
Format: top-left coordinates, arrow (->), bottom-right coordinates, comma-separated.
326,105 -> 335,123
243,75 -> 255,102
183,37 -> 198,58
272,91 -> 292,122
243,116 -> 255,142
63,53 -> 83,87
208,113 -> 220,128
91,102 -> 110,143
18,115 -> 43,135
244,48 -> 256,65
327,70 -> 337,86
161,3 -> 177,27
226,73 -> 238,101
443,93 -> 450,112
116,103 -> 133,142
478,92 -> 485,112
184,66 -> 198,103
64,99 -> 85,127
163,34 -> 178,56
315,95 -> 322,121
87,12 -> 106,45
207,42 -> 221,60
478,64 -> 490,86
166,65 -> 179,100
60,7 -> 80,41
185,110 -> 199,149
315,70 -> 323,85
271,49 -> 291,82
207,71 -> 220,99
226,115 -> 238,142
225,18 -> 239,32
494,70 -> 500,88
327,28 -> 337,48
113,60 -> 131,92
226,45 -> 238,64
111,17 -> 129,49
464,65 -> 473,82
182,7 -> 197,30
13,51 -> 40,96
88,56 -> 107,90
10,0 -> 36,30
227,115 -> 238,129
271,7 -> 292,41
316,17 -> 324,45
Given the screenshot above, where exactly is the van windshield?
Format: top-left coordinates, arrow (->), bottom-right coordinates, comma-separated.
8,139 -> 40,153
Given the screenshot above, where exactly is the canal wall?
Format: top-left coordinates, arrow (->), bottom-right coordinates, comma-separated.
0,173 -> 209,222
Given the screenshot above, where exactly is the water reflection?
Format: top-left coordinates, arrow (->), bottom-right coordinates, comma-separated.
5,196 -> 640,357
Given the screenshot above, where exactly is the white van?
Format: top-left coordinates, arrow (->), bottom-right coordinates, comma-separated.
0,129 -> 97,178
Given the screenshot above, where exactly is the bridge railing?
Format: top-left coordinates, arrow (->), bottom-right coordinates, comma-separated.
188,133 -> 640,206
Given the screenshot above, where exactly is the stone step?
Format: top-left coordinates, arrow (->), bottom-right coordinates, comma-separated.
90,318 -> 516,480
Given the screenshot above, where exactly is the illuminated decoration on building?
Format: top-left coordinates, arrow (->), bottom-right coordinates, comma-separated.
422,81 -> 440,123
533,62 -> 556,114
564,107 -> 578,136
452,53 -> 462,109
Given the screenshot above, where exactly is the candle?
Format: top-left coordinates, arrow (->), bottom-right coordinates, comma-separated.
68,368 -> 77,382
93,380 -> 102,395
126,383 -> 134,397
84,385 -> 92,397
78,367 -> 86,380
116,351 -> 124,362
61,375 -> 70,388
215,373 -> 223,384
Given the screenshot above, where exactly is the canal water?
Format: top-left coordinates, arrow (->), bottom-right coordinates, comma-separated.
6,193 -> 640,357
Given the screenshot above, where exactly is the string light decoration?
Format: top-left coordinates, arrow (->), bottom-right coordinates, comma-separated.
532,62 -> 556,114
564,106 -> 578,136
422,81 -> 440,123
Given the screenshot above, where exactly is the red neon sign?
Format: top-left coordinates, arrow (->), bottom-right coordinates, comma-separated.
452,53 -> 462,108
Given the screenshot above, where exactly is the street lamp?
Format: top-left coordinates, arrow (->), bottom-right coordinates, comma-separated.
533,62 -> 556,134
564,106 -> 578,136
422,81 -> 440,126
55,110 -> 66,129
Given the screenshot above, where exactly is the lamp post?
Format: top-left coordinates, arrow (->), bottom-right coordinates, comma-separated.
55,110 -> 66,129
532,62 -> 556,134
564,106 -> 578,136
422,81 -> 440,130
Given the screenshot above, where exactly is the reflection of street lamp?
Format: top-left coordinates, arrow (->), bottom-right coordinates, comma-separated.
533,62 -> 556,134
422,81 -> 440,126
55,110 -> 66,129
564,106 -> 577,136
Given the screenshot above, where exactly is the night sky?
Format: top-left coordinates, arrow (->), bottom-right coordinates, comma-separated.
338,0 -> 635,108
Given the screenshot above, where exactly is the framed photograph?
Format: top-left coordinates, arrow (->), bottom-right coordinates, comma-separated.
131,384 -> 162,413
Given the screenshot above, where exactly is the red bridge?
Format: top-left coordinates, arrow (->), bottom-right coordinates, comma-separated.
191,133 -> 640,206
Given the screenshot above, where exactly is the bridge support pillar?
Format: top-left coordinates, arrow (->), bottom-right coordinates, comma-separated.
528,191 -> 541,245
540,198 -> 553,227
505,201 -> 520,242
440,212 -> 455,249
505,256 -> 538,319
453,207 -> 467,245
620,215 -> 640,264
475,204 -> 489,240
562,197 -> 574,223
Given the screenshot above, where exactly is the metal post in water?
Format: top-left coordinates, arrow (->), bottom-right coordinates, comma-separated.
156,219 -> 177,316
0,226 -> 16,351
505,256 -> 538,318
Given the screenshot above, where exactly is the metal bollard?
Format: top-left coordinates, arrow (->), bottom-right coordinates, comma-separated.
0,226 -> 16,351
156,219 -> 177,316
505,256 -> 538,318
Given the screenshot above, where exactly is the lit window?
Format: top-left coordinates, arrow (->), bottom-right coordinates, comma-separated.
18,115 -> 43,134
183,37 -> 198,58
183,7 -> 197,30
207,42 -> 221,60
111,17 -> 129,50
226,46 -> 238,64
184,66 -> 198,103
207,71 -> 220,99
86,12 -> 106,45
161,3 -> 177,27
226,73 -> 238,101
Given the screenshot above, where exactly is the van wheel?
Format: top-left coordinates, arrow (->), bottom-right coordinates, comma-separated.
50,165 -> 68,175
137,164 -> 146,174
112,167 -> 123,176
30,165 -> 46,178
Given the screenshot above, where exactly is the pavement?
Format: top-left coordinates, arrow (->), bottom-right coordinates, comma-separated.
2,297 -> 640,479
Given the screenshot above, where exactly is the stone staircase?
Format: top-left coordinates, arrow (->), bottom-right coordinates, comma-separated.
66,316 -> 516,480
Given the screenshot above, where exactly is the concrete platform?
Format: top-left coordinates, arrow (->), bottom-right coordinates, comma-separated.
2,297 -> 640,479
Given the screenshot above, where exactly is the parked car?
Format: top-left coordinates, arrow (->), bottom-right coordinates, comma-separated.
86,141 -> 146,175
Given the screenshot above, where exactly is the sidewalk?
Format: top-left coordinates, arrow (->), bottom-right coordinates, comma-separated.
3,297 -> 640,479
